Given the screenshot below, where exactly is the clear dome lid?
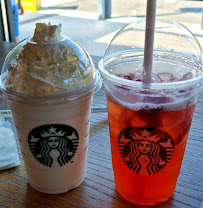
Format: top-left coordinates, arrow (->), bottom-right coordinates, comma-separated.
1,35 -> 101,103
99,18 -> 203,90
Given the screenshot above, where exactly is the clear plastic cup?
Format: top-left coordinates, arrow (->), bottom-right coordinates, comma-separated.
98,19 -> 203,205
0,35 -> 102,194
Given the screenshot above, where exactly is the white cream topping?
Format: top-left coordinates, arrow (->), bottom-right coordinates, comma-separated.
5,23 -> 94,96
33,23 -> 63,43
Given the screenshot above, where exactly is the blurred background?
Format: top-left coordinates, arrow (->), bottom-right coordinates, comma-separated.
2,0 -> 203,56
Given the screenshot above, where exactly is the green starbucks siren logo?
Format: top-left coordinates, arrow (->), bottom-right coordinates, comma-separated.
28,124 -> 79,167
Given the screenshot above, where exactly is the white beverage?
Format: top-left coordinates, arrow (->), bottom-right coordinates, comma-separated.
1,23 -> 101,193
9,96 -> 92,193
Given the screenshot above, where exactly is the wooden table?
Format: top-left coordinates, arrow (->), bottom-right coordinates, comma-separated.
0,41 -> 203,208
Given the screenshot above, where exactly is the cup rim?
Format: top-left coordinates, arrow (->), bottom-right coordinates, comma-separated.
0,70 -> 102,105
98,55 -> 203,91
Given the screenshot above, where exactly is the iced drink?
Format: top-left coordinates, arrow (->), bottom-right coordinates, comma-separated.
0,23 -> 101,193
98,19 -> 203,205
105,59 -> 198,204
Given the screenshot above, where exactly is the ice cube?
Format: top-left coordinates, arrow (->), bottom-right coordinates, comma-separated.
158,73 -> 177,82
179,72 -> 193,81
151,74 -> 161,83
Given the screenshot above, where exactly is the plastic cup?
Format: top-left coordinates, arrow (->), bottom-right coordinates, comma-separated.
0,36 -> 102,194
98,19 -> 203,205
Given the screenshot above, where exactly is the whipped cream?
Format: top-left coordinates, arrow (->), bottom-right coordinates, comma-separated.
33,23 -> 63,43
5,23 -> 94,96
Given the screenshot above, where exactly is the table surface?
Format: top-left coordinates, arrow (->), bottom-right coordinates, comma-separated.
0,41 -> 203,208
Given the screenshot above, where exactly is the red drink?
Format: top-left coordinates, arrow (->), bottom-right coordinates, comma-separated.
106,91 -> 195,205
101,62 -> 201,205
98,18 -> 203,206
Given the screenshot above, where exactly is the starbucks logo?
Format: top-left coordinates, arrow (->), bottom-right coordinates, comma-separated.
118,127 -> 174,175
28,124 -> 79,167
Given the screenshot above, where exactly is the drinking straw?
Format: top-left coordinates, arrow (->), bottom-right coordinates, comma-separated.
143,0 -> 157,86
